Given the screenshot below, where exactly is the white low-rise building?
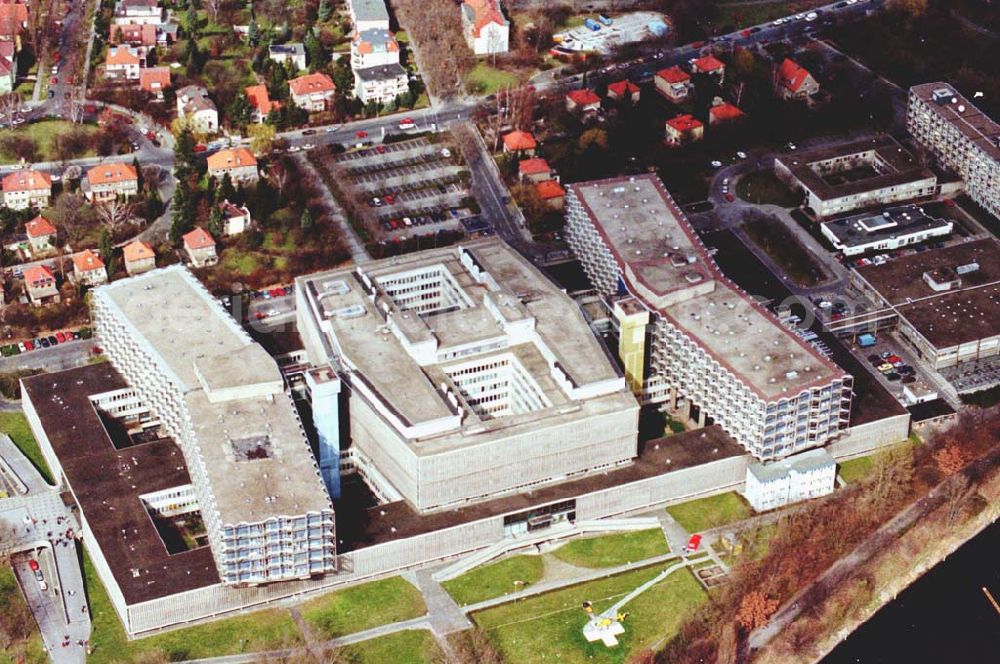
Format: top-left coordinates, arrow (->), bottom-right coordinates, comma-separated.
821,204 -> 953,256
461,0 -> 509,55
176,85 -> 219,134
744,448 -> 837,511
353,64 -> 409,105
349,0 -> 390,32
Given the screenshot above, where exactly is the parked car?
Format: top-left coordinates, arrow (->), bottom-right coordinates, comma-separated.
193,143 -> 207,152
48,335 -> 58,346
24,340 -> 33,351
28,559 -> 38,571
355,130 -> 368,138
302,129 -> 317,136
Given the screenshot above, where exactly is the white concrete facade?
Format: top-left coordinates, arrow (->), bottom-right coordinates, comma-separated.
744,448 -> 836,511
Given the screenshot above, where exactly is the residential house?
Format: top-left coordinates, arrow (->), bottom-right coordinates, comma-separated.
24,216 -> 57,255
565,89 -> 601,114
664,114 -> 704,147
607,80 -> 640,104
0,41 -> 16,94
24,265 -> 59,306
110,23 -> 157,51
0,3 -> 27,48
268,43 -> 307,72
218,200 -> 252,236
518,158 -> 551,183
123,239 -> 156,275
775,58 -> 819,101
2,171 -> 52,210
177,85 -> 218,133
113,0 -> 163,26
139,67 -> 171,98
535,180 -> 566,210
182,227 -> 218,267
352,29 -> 400,69
654,66 -> 692,102
349,0 -> 390,32
245,84 -> 278,123
708,100 -> 745,125
105,46 -> 142,80
289,73 -> 336,112
207,148 -> 259,184
83,163 -> 139,202
354,64 -> 409,105
691,54 -> 725,82
73,250 -> 108,287
461,0 -> 509,55
502,130 -> 537,156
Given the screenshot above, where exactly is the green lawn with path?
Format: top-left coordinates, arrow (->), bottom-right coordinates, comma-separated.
666,492 -> 754,533
0,567 -> 47,664
838,455 -> 876,484
0,120 -> 99,164
300,576 -> 427,640
552,529 -> 669,569
83,552 -> 303,664
443,554 -> 544,606
736,171 -> 801,208
465,62 -> 520,96
473,564 -> 707,664
0,412 -> 54,485
340,629 -> 443,664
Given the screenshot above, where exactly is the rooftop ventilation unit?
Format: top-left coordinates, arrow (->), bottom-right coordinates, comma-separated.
956,262 -> 980,275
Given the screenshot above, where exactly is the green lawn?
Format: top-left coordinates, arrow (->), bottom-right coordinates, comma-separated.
465,62 -> 520,96
666,492 -> 754,533
300,576 -> 427,640
83,552 -> 304,664
715,0 -> 827,30
0,567 -> 47,664
552,529 -> 669,569
736,171 -> 801,208
0,120 -> 99,164
340,629 -> 443,664
838,455 -> 875,484
0,412 -> 54,485
443,555 -> 544,606
473,565 -> 707,664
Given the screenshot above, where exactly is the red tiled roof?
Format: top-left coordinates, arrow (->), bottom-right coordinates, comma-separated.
182,227 -> 216,250
709,102 -> 744,122
207,148 -> 257,171
0,4 -> 27,38
288,73 -> 336,97
464,0 -> 507,38
502,131 -> 536,151
245,84 -> 278,116
3,170 -> 51,192
692,55 -> 725,73
123,240 -> 155,262
24,265 -> 54,286
86,163 -> 137,185
518,158 -> 551,175
567,89 -> 601,107
656,66 -> 689,84
72,249 -> 105,273
777,58 -> 812,93
535,179 -> 565,200
105,45 -> 141,66
25,215 -> 56,238
666,114 -> 703,132
607,81 -> 639,97
140,67 -> 171,92
111,23 -> 156,46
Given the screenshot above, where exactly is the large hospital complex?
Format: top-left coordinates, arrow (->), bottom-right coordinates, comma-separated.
21,174 -> 910,637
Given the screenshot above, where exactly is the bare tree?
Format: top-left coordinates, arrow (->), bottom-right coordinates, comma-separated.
96,199 -> 139,232
204,0 -> 222,24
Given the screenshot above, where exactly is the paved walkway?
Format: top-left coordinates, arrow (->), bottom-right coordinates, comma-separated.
407,568 -> 472,634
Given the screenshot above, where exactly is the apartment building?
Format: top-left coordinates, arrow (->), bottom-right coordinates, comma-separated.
349,0 -> 389,32
775,136 -> 938,219
775,58 -> 819,102
91,266 -> 336,586
182,227 -> 218,267
907,83 -> 1000,219
24,215 -> 57,253
2,170 -> 51,210
564,175 -> 853,461
744,448 -> 836,511
296,238 -> 639,512
350,28 -> 408,104
664,114 -> 703,147
113,0 -> 163,25
83,163 -> 138,202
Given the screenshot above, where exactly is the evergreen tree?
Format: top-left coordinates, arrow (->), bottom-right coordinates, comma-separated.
247,20 -> 259,46
299,208 -> 313,231
226,94 -> 253,131
208,205 -> 224,237
218,173 -> 236,203
174,128 -> 196,173
185,4 -> 199,36
133,157 -> 144,191
304,29 -> 324,71
318,0 -> 332,22
99,228 -> 114,263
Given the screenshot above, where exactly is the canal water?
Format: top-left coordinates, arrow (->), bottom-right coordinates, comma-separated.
822,521 -> 1000,663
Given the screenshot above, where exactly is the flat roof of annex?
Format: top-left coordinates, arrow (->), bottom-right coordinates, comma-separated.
297,238 -> 632,449
567,174 -> 847,401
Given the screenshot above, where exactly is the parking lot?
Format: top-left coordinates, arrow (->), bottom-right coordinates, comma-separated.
333,137 -> 476,239
847,333 -> 940,405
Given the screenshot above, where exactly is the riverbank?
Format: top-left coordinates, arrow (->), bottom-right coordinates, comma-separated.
755,462 -> 1000,663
